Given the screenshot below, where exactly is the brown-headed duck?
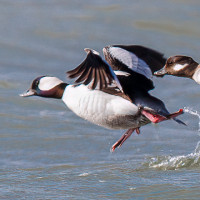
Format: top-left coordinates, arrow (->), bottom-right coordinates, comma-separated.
154,55 -> 200,84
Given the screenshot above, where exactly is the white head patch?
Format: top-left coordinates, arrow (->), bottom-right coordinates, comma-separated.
39,77 -> 63,91
173,63 -> 188,71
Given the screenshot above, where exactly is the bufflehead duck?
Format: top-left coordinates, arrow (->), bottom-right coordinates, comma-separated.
154,55 -> 200,83
20,46 -> 184,152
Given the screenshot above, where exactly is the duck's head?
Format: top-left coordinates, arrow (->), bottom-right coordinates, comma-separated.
20,76 -> 67,99
154,55 -> 199,79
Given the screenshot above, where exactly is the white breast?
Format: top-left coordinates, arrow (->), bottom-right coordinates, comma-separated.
62,85 -> 139,129
192,66 -> 200,84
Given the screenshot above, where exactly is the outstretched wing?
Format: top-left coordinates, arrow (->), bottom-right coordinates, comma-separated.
67,48 -> 123,92
103,45 -> 166,91
103,45 -> 166,75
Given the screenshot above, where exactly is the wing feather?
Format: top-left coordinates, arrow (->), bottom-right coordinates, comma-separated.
67,48 -> 123,92
99,68 -> 107,89
105,45 -> 166,73
104,46 -> 153,79
67,62 -> 86,79
75,63 -> 92,83
103,45 -> 166,91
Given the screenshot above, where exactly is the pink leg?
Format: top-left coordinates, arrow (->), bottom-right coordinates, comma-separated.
136,128 -> 140,135
111,128 -> 136,152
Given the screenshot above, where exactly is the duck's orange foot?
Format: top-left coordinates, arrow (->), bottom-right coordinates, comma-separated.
141,110 -> 167,123
167,109 -> 184,119
141,109 -> 184,124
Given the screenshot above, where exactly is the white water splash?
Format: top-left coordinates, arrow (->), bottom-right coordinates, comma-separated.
184,107 -> 200,133
145,141 -> 200,170
143,107 -> 200,170
78,172 -> 90,177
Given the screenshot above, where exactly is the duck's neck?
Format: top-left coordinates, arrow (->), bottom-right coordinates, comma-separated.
192,65 -> 200,84
40,83 -> 69,99
55,83 -> 69,99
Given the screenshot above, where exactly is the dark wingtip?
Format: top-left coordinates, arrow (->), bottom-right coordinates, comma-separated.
167,108 -> 186,126
173,118 -> 187,126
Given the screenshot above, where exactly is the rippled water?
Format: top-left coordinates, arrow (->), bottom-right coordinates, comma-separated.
1,0 -> 200,199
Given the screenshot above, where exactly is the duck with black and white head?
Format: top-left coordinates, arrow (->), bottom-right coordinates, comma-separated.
21,46 -> 185,152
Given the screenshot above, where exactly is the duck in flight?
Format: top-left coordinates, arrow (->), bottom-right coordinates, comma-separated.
20,45 -> 185,152
154,55 -> 200,84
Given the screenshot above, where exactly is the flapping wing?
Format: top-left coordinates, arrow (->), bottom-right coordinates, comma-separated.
103,45 -> 166,91
103,45 -> 166,75
103,45 -> 152,80
67,48 -> 123,92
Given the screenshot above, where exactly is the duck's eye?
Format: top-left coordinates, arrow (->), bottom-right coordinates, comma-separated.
35,80 -> 39,86
167,61 -> 173,65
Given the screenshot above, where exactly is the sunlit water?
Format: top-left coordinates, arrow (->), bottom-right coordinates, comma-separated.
1,0 -> 200,199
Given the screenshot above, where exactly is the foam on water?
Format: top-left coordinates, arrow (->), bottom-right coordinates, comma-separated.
143,107 -> 200,170
78,172 -> 90,177
145,141 -> 200,170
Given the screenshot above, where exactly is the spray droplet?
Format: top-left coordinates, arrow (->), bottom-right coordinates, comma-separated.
184,107 -> 200,134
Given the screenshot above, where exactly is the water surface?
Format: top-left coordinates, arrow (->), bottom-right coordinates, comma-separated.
1,0 -> 200,199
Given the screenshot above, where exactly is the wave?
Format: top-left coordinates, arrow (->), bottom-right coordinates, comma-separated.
143,141 -> 200,170
143,107 -> 200,170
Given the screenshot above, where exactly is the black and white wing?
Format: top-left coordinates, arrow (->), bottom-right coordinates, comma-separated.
67,48 -> 123,92
103,45 -> 166,75
103,45 -> 167,91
